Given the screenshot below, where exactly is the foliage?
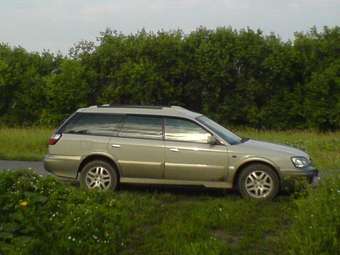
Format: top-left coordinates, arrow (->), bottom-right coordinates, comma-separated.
0,170 -> 293,255
0,26 -> 340,130
1,171 -> 340,254
286,174 -> 340,255
304,60 -> 340,130
44,59 -> 91,124
0,170 -> 159,255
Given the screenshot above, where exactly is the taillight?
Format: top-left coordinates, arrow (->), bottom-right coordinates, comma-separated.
48,133 -> 62,145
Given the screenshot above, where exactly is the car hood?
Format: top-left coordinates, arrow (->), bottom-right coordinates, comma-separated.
235,139 -> 309,158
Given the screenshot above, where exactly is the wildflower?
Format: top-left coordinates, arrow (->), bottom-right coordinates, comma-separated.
19,200 -> 28,208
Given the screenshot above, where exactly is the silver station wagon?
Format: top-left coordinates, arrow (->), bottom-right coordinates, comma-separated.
44,105 -> 319,200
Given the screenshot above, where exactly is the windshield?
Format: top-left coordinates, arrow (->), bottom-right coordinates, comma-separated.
196,116 -> 242,145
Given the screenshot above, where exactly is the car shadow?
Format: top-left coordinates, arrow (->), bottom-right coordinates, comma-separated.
68,180 -> 292,200
119,183 -> 239,198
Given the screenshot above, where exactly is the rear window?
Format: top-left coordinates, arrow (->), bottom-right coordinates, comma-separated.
118,115 -> 162,139
62,113 -> 123,136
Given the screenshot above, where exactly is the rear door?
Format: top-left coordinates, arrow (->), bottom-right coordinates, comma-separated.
163,117 -> 227,182
50,113 -> 123,177
108,115 -> 165,179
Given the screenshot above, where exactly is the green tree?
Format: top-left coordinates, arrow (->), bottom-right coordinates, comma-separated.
44,59 -> 90,124
304,60 -> 340,130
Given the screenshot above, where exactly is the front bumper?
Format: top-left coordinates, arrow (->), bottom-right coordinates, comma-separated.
281,165 -> 320,188
309,170 -> 320,187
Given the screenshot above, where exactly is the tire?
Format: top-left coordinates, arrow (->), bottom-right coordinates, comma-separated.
80,160 -> 118,191
237,163 -> 280,200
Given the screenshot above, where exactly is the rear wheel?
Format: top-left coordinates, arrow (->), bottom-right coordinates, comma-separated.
238,163 -> 279,200
80,160 -> 118,191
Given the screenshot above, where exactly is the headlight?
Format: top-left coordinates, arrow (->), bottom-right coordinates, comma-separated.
291,156 -> 309,168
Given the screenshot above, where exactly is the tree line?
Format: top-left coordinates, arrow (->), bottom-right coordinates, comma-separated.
0,26 -> 339,130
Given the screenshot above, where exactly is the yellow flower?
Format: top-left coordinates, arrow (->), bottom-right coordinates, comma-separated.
19,200 -> 28,208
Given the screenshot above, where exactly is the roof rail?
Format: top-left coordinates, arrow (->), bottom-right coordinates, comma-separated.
97,104 -> 165,109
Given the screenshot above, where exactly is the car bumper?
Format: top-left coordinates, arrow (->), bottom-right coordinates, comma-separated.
44,154 -> 80,179
281,165 -> 320,186
310,170 -> 320,187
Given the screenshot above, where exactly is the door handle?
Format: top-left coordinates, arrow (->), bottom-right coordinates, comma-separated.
111,144 -> 121,148
169,148 -> 179,152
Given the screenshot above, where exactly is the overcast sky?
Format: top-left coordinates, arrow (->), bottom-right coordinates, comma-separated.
1,0 -> 339,54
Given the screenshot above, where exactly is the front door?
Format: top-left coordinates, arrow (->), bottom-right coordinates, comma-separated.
163,117 -> 228,182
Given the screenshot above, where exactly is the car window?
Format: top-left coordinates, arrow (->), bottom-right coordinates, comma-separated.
164,118 -> 211,143
118,115 -> 162,139
62,113 -> 123,136
196,115 -> 242,145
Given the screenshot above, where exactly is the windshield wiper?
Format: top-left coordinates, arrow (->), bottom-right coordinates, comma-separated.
240,137 -> 250,143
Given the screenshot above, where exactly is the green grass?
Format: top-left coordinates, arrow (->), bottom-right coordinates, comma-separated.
119,189 -> 292,255
0,171 -> 293,255
0,128 -> 339,254
0,127 -> 51,161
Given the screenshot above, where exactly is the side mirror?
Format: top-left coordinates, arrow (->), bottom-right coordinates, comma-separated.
207,135 -> 217,145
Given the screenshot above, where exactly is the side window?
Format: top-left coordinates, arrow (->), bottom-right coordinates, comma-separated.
62,113 -> 123,136
118,115 -> 162,139
164,118 -> 211,143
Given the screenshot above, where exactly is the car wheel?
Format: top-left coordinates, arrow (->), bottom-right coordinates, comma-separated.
80,160 -> 118,191
238,163 -> 279,200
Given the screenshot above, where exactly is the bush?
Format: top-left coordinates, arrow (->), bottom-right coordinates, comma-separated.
0,170 -> 158,255
286,173 -> 340,255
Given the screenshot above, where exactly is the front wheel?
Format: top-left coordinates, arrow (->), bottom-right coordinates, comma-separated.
238,163 -> 280,200
80,160 -> 118,191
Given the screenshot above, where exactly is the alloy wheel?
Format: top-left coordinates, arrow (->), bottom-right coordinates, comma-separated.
85,166 -> 112,190
244,170 -> 274,198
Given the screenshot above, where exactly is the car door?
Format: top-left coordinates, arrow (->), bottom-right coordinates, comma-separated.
164,117 -> 228,182
53,113 -> 124,178
108,115 -> 164,179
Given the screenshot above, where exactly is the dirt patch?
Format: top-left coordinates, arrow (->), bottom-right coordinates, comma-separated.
211,229 -> 242,247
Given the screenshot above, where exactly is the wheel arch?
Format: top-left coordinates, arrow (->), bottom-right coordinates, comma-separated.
232,159 -> 281,189
77,153 -> 121,180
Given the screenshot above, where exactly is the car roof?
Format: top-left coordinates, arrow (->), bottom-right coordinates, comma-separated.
77,105 -> 202,119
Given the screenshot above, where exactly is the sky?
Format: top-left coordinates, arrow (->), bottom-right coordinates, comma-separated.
0,0 -> 339,54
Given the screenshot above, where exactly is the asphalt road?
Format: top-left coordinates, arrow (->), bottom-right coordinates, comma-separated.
0,160 -> 48,176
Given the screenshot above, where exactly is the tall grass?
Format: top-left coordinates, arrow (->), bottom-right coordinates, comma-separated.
286,174 -> 340,255
0,127 -> 52,161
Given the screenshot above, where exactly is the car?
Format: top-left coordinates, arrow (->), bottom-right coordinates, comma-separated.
44,105 -> 320,200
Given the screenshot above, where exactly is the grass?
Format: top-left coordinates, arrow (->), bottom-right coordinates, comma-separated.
0,128 -> 339,254
0,170 -> 293,255
118,187 -> 292,255
0,127 -> 52,161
